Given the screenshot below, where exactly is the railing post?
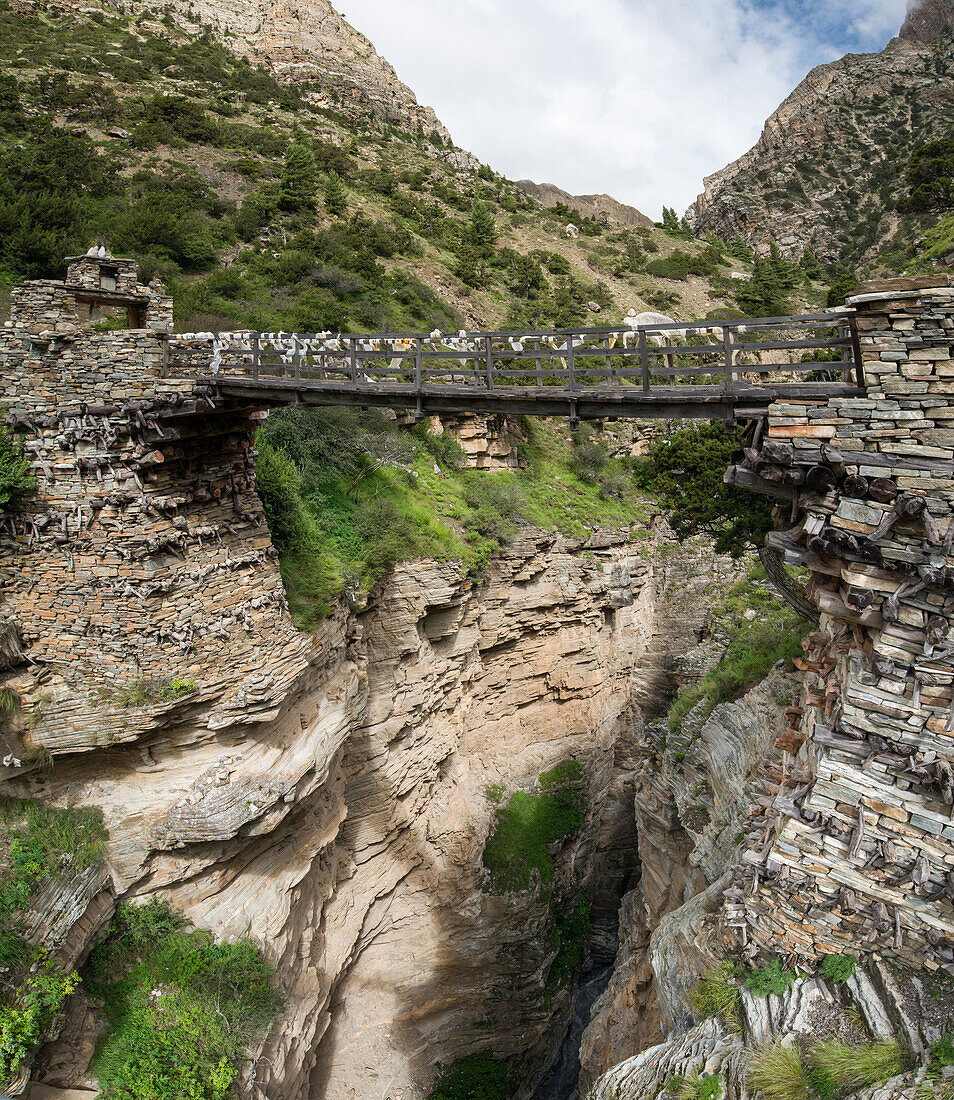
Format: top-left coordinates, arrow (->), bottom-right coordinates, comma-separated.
485,335 -> 494,391
567,334 -> 578,393
638,329 -> 649,393
535,339 -> 543,388
349,338 -> 358,383
251,332 -> 259,380
849,315 -> 865,389
415,338 -> 423,417
723,327 -> 734,394
294,336 -> 302,382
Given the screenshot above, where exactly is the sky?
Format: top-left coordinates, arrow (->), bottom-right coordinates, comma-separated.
336,0 -> 912,218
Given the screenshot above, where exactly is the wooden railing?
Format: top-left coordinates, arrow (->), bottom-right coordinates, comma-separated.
165,313 -> 863,418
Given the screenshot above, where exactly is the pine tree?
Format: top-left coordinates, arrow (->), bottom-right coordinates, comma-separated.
661,206 -> 681,233
323,171 -> 348,217
768,242 -> 800,292
469,198 -> 496,258
799,247 -> 823,281
827,267 -> 859,308
278,143 -> 317,212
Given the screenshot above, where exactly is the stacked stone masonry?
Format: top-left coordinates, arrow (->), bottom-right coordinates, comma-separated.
0,255 -> 315,765
725,275 -> 954,975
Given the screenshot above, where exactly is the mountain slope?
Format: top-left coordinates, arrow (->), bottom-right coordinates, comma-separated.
0,0 -> 773,336
688,0 -> 954,265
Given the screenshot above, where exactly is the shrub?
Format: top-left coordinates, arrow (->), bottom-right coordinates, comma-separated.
429,1051 -> 514,1100
87,900 -> 282,1100
746,1042 -> 809,1100
745,959 -> 798,998
818,954 -> 856,985
931,1035 -> 954,1069
0,956 -> 78,1083
482,762 -> 585,892
0,427 -> 34,512
463,477 -> 527,542
420,429 -> 468,472
687,962 -> 741,1030
808,1040 -> 907,1092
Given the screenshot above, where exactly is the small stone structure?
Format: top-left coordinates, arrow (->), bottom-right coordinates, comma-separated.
0,252 -> 314,764
725,275 -> 954,973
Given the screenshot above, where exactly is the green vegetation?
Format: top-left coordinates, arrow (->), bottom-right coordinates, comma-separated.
92,676 -> 198,708
0,955 -> 78,1084
667,562 -> 808,731
428,1052 -> 515,1100
745,959 -> 799,999
808,1040 -> 907,1094
687,961 -> 741,1031
482,761 -> 586,893
736,245 -> 803,317
643,422 -> 773,558
818,955 -> 856,985
0,799 -> 107,1082
257,409 -> 653,627
546,895 -> 591,989
747,1042 -> 811,1100
87,900 -> 282,1100
931,1035 -> 954,1069
674,1070 -> 723,1100
0,426 -> 34,513
901,137 -> 954,213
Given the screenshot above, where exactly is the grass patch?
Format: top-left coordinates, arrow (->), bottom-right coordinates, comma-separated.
92,676 -> 197,708
747,1042 -> 810,1100
428,1051 -> 515,1100
482,761 -> 586,893
675,1070 -> 723,1100
668,563 -> 808,731
808,1040 -> 907,1093
687,961 -> 741,1030
86,899 -> 282,1100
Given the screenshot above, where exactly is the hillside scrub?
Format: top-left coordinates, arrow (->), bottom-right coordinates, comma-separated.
256,409 -> 654,627
0,2 -> 749,333
428,1051 -> 515,1100
87,900 -> 281,1100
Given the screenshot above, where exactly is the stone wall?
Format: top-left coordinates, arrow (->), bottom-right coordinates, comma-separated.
0,260 -> 314,775
725,275 -> 954,974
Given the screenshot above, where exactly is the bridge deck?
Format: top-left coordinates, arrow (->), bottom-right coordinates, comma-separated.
168,312 -> 865,421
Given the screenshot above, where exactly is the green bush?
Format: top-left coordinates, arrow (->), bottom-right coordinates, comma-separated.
482,762 -> 586,892
0,426 -> 34,512
0,955 -> 78,1083
687,962 -> 741,1030
88,900 -> 282,1100
428,1051 -> 514,1100
745,959 -> 798,998
746,1042 -> 809,1100
931,1035 -> 954,1069
818,954 -> 856,985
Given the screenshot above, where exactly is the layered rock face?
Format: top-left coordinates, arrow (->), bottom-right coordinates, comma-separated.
689,3 -> 954,261
515,181 -> 653,230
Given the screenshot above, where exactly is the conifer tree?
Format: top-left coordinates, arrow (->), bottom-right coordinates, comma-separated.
278,143 -> 317,212
323,171 -> 348,217
799,247 -> 823,281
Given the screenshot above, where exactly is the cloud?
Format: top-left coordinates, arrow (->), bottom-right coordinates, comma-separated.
338,0 -> 908,217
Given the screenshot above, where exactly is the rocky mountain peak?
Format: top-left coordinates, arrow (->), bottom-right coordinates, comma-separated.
900,0 -> 954,43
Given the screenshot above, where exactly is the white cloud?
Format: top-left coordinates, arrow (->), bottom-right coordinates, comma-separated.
338,0 -> 908,217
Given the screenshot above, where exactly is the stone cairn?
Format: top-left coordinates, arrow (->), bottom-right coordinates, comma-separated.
0,250 -> 315,765
724,276 -> 954,975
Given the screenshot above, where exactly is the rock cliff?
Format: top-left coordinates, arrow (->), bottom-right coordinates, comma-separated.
688,2 -> 954,263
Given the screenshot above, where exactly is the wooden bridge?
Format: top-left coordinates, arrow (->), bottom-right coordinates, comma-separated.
165,312 -> 865,423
